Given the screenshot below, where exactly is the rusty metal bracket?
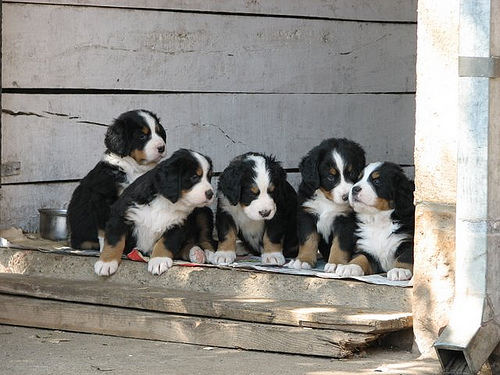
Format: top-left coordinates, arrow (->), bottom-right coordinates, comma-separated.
459,56 -> 500,78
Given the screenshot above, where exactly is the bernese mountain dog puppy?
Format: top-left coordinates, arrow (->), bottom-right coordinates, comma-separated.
210,152 -> 298,266
94,148 -> 215,277
335,162 -> 415,281
286,138 -> 366,272
67,109 -> 167,251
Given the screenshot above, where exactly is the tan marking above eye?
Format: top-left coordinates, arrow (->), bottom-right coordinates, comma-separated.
250,186 -> 260,195
329,167 -> 337,175
196,167 -> 203,177
371,171 -> 381,179
268,184 -> 275,193
347,165 -> 353,172
142,126 -> 151,135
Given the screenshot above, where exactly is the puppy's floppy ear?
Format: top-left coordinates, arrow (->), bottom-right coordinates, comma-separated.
105,117 -> 130,156
218,162 -> 244,206
299,147 -> 322,190
269,159 -> 287,192
154,159 -> 181,203
393,171 -> 415,217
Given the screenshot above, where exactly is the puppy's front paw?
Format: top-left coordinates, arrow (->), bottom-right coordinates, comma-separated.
336,264 -> 364,277
387,268 -> 412,281
204,249 -> 215,264
285,258 -> 313,270
94,260 -> 119,276
261,252 -> 285,266
189,246 -> 206,264
210,250 -> 236,265
148,257 -> 173,275
324,263 -> 337,273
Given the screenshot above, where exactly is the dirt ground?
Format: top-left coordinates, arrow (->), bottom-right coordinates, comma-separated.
1,324 -> 442,375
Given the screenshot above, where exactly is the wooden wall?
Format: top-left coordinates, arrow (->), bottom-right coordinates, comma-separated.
1,1 -> 417,231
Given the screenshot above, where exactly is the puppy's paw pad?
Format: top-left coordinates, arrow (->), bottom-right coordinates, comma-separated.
336,264 -> 364,277
210,250 -> 236,265
324,263 -> 337,273
285,258 -> 313,270
387,268 -> 412,281
189,246 -> 206,264
94,260 -> 119,276
148,257 -> 173,275
261,252 -> 285,266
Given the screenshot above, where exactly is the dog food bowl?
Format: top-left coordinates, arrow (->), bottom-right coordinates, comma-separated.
38,208 -> 68,241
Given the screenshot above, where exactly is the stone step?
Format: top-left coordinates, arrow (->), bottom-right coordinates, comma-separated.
0,248 -> 412,312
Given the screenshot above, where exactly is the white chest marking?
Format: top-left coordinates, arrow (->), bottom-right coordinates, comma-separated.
125,196 -> 191,254
355,211 -> 410,272
102,152 -> 155,194
302,190 -> 351,242
219,196 -> 265,253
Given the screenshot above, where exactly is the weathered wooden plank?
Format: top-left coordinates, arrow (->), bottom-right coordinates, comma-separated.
4,0 -> 418,22
0,294 -> 377,357
0,273 -> 413,334
0,183 -> 77,232
3,4 -> 416,93
1,93 -> 415,184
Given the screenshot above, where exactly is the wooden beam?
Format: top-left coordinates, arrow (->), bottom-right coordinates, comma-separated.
0,273 -> 412,334
3,0 -> 418,23
3,4 -> 416,93
1,93 -> 416,184
0,294 -> 377,358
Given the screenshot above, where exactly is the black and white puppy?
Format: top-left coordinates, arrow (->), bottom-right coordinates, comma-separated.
67,109 -> 167,251
211,152 -> 298,266
94,148 -> 215,277
287,138 -> 366,272
336,162 -> 415,281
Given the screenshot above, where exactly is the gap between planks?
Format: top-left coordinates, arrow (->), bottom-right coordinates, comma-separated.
0,273 -> 412,334
0,294 -> 376,358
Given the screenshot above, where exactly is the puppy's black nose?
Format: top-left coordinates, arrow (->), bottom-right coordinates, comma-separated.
259,209 -> 271,218
342,194 -> 349,201
158,145 -> 165,154
205,190 -> 214,200
352,186 -> 362,194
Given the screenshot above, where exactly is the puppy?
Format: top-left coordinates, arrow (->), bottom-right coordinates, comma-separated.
67,109 -> 167,251
94,148 -> 215,277
336,162 -> 415,281
211,152 -> 298,266
287,138 -> 366,272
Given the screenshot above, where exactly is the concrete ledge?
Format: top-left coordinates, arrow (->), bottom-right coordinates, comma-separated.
0,248 -> 412,312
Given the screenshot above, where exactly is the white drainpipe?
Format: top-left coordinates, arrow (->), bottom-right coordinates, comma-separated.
434,0 -> 500,373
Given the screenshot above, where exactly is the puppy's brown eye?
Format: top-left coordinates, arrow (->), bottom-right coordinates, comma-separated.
373,179 -> 381,186
327,174 -> 336,181
191,175 -> 201,183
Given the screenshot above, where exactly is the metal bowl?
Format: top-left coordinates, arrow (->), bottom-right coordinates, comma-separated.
38,208 -> 68,241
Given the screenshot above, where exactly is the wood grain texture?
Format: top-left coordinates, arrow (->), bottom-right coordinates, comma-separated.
2,93 -> 415,183
3,4 -> 416,93
0,273 -> 413,334
0,183 -> 77,232
3,0 -> 418,22
0,294 -> 378,357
